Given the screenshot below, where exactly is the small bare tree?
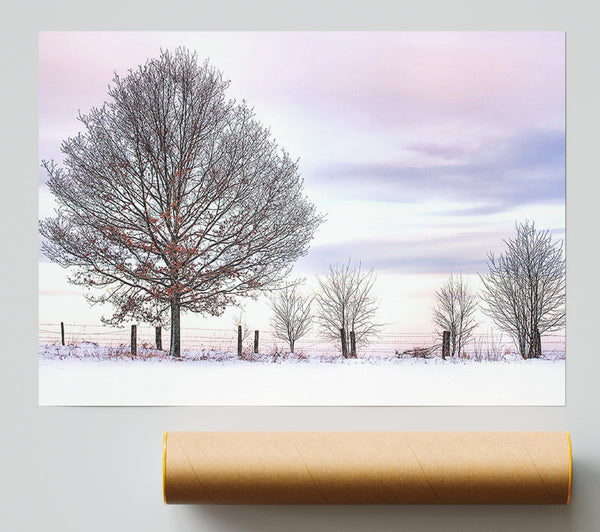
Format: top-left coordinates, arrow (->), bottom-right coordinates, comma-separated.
315,261 -> 381,357
232,310 -> 251,344
270,280 -> 313,353
432,272 -> 478,357
479,220 -> 565,359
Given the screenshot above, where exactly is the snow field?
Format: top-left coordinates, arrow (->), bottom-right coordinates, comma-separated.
39,344 -> 565,406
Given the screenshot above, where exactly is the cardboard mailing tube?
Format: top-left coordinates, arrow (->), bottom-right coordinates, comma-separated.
163,431 -> 572,505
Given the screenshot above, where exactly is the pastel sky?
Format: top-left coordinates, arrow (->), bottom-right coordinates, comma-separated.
39,31 -> 565,334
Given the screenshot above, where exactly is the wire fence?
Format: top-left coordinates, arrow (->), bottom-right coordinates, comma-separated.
39,323 -> 566,359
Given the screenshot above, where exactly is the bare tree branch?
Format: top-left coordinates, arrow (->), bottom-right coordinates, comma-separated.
432,272 -> 478,357
314,261 -> 382,357
479,220 -> 565,359
270,279 -> 313,353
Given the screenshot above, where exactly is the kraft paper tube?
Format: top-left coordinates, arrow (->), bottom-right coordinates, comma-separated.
163,431 -> 572,505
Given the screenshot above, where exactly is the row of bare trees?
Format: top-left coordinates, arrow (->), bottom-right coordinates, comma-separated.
432,221 -> 565,359
270,219 -> 566,360
268,262 -> 381,357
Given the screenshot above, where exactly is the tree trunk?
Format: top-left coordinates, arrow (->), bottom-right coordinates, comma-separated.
131,324 -> 137,357
237,325 -> 243,358
290,339 -> 295,353
528,328 -> 542,358
155,326 -> 162,351
350,330 -> 357,358
527,338 -> 534,359
340,327 -> 348,358
170,296 -> 181,357
254,330 -> 259,354
442,331 -> 450,360
518,336 -> 527,359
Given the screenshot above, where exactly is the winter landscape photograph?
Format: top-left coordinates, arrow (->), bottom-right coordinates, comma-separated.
38,32 -> 565,405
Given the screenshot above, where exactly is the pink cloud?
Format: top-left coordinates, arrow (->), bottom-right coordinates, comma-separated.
238,32 -> 564,131
38,32 -> 564,169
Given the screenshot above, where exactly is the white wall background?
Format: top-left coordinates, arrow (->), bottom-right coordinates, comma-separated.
2,1 -> 599,530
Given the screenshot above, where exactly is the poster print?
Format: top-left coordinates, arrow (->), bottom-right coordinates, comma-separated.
39,32 -> 565,405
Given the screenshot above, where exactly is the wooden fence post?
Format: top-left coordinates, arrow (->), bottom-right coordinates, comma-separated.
155,326 -> 162,351
131,324 -> 137,357
60,322 -> 65,346
237,325 -> 243,358
442,330 -> 450,360
254,330 -> 259,354
340,327 -> 348,358
350,330 -> 357,358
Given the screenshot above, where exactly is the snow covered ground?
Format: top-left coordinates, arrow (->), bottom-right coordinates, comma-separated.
38,344 -> 565,405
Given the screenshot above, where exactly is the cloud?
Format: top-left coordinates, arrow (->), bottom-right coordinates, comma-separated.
408,142 -> 472,160
313,129 -> 565,214
248,32 -> 564,132
297,232 -> 510,275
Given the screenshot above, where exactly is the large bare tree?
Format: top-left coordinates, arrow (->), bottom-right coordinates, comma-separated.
479,220 -> 565,359
270,280 -> 313,353
39,48 -> 323,356
315,261 -> 381,357
432,272 -> 478,357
